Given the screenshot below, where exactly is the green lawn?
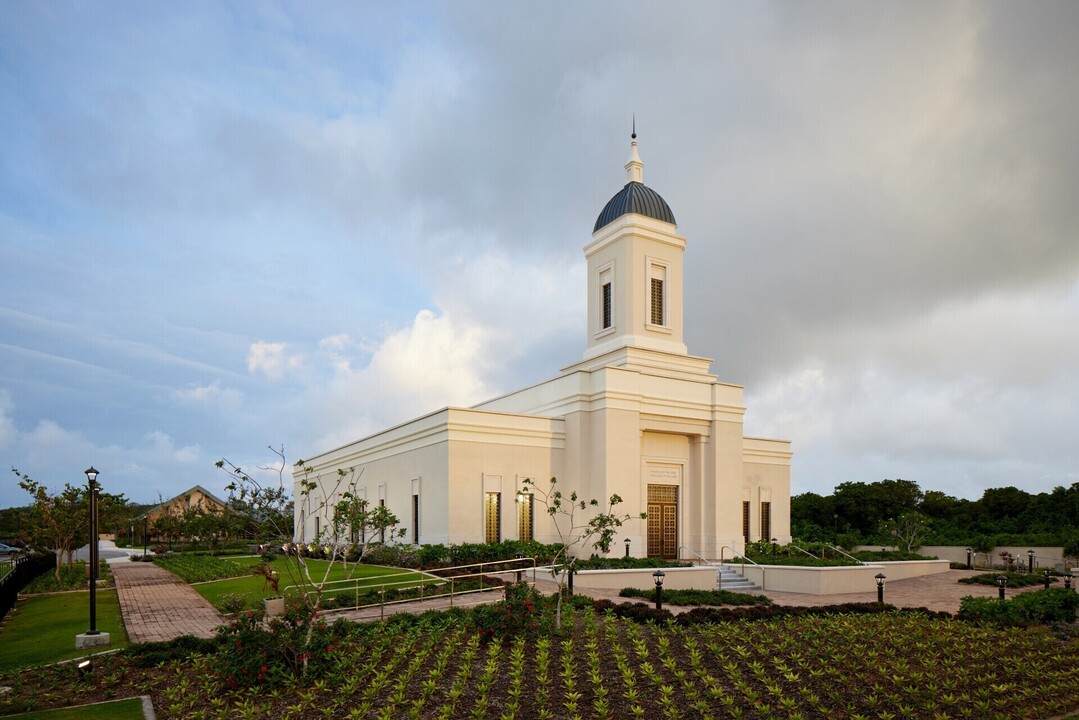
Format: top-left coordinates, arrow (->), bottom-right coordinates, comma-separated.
0,590 -> 128,672
5,697 -> 145,719
190,557 -> 433,610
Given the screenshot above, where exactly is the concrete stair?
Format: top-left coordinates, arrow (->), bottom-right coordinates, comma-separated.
715,563 -> 761,592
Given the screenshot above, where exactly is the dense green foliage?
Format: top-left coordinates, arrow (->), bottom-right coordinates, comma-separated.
152,555 -> 247,583
792,478 -> 1079,549
958,571 -> 1060,588
618,587 -> 773,606
958,588 -> 1079,623
573,556 -> 693,570
21,560 -> 110,593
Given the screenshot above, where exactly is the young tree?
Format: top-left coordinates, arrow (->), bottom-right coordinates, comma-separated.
216,446 -> 405,676
521,476 -> 645,630
881,511 -> 932,553
11,467 -> 128,581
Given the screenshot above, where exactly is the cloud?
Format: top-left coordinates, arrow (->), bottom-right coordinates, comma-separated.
0,390 -> 16,450
247,341 -> 303,379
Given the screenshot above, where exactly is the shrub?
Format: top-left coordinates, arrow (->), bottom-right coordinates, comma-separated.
573,557 -> 692,570
958,572 -> 1057,588
468,582 -> 544,641
125,635 -> 220,668
220,593 -> 248,615
617,587 -> 772,606
958,589 -> 1079,624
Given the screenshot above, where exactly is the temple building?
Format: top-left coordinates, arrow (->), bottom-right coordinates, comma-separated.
294,134 -> 791,559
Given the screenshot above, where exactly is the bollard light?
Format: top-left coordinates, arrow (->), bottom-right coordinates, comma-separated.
1028,549 -> 1035,574
771,537 -> 778,555
653,569 -> 665,611
515,552 -> 524,584
567,558 -> 575,597
997,575 -> 1008,600
875,573 -> 886,604
1044,568 -> 1051,590
624,537 -> 631,558
966,547 -> 973,570
1065,574 -> 1072,591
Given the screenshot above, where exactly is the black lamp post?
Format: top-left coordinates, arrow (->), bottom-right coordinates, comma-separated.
515,552 -> 524,584
966,547 -> 973,570
875,573 -> 886,603
142,516 -> 148,558
771,537 -> 778,555
85,467 -> 100,636
997,575 -> 1008,600
624,537 -> 631,558
1028,549 -> 1035,574
1066,574 -> 1072,591
566,558 -> 575,596
1043,569 -> 1051,590
653,569 -> 665,611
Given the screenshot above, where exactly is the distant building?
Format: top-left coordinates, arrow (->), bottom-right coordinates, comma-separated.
294,134 -> 792,559
141,485 -> 229,526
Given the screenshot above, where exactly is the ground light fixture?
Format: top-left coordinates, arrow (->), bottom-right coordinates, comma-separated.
966,547 -> 973,569
771,537 -> 778,555
624,537 -> 631,558
514,552 -> 524,583
875,573 -> 886,603
1028,549 -> 1036,573
653,569 -> 665,611
1044,569 -> 1052,590
997,575 -> 1008,600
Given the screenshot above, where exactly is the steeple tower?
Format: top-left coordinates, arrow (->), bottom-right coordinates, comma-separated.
578,130 -> 691,366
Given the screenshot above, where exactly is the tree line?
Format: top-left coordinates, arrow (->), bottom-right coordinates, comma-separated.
793,479 -> 1079,555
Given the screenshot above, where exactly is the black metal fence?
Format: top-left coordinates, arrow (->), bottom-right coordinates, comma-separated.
0,552 -> 57,621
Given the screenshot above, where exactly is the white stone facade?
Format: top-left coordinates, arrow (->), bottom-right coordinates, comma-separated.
294,136 -> 791,560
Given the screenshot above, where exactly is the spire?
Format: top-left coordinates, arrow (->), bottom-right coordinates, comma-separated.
625,117 -> 643,184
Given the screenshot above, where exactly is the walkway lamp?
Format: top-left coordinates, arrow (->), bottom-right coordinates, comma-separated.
875,573 -> 886,604
76,467 -> 109,649
966,547 -> 973,570
997,575 -> 1008,600
624,537 -> 631,558
1028,549 -> 1035,573
653,569 -> 665,611
85,467 -> 99,636
515,552 -> 524,583
1065,574 -> 1072,591
567,558 -> 576,596
142,516 -> 148,558
771,537 -> 778,555
1044,569 -> 1051,590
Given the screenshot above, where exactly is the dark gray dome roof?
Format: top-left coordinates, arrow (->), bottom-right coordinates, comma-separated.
593,181 -> 676,232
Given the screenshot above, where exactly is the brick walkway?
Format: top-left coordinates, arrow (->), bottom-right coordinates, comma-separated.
110,562 -> 226,643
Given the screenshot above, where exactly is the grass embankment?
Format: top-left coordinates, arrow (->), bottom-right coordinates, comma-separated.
0,590 -> 128,672
5,697 -> 145,719
158,555 -> 432,611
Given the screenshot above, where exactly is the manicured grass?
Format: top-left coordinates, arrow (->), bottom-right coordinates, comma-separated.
190,557 -> 431,611
152,554 -> 247,582
0,590 -> 128,672
6,697 -> 145,719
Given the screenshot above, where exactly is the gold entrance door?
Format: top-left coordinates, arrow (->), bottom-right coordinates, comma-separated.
647,484 -> 678,559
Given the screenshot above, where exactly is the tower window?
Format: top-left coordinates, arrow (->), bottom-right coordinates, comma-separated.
412,494 -> 419,544
650,277 -> 664,326
379,498 -> 386,543
760,501 -> 771,542
742,501 -> 750,544
602,282 -> 612,329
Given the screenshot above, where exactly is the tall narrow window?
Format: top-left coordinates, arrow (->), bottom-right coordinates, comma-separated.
742,501 -> 750,544
484,492 -> 501,544
650,277 -> 664,326
314,515 -> 320,541
517,493 -> 534,542
601,282 -> 612,329
760,501 -> 772,542
379,498 -> 386,543
412,494 -> 419,544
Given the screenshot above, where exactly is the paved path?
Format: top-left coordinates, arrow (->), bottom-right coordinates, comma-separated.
110,562 -> 226,643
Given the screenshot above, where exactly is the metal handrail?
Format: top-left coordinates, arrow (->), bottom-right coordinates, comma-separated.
827,544 -> 867,565
677,546 -> 712,565
305,556 -> 538,615
718,545 -> 765,591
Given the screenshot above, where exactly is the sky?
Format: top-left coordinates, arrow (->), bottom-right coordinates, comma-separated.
1,2 -> 1077,508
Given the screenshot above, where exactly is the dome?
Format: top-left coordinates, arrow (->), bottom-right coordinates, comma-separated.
593,181 -> 676,233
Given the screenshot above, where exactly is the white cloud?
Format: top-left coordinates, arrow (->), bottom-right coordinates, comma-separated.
0,390 -> 15,450
247,341 -> 303,379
